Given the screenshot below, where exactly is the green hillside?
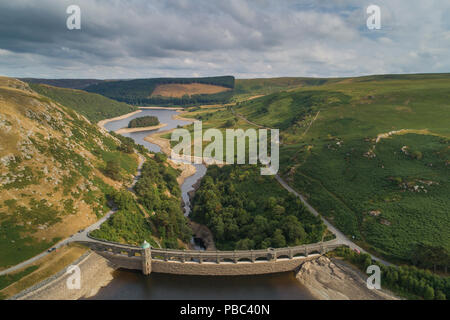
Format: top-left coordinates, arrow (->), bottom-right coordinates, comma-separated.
29,83 -> 137,123
201,73 -> 450,263
233,77 -> 340,102
21,78 -> 104,90
0,77 -> 139,268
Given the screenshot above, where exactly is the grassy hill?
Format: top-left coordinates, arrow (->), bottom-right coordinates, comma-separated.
28,83 -> 137,123
21,78 -> 104,90
0,77 -> 191,270
232,73 -> 450,263
233,77 -> 341,102
185,73 -> 450,264
0,77 -> 142,269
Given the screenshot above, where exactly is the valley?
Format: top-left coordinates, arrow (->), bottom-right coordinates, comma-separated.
0,74 -> 449,301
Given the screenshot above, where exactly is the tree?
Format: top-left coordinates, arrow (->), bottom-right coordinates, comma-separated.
154,152 -> 167,163
272,229 -> 286,247
423,286 -> 435,300
224,119 -> 235,127
105,159 -> 121,180
252,215 -> 269,236
435,290 -> 446,300
282,215 -> 306,244
119,141 -> 134,153
265,197 -> 277,209
411,242 -> 449,272
236,238 -> 254,250
273,205 -> 286,216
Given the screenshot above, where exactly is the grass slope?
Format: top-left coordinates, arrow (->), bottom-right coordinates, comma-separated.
232,73 -> 450,262
29,83 -> 137,123
0,77 -> 138,268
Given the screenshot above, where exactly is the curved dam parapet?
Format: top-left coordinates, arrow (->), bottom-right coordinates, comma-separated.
76,238 -> 344,276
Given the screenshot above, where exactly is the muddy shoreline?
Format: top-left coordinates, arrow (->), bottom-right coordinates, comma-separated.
12,252 -> 116,300
97,110 -> 142,130
295,256 -> 398,300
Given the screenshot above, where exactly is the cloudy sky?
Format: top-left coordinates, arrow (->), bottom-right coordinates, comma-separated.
0,0 -> 449,79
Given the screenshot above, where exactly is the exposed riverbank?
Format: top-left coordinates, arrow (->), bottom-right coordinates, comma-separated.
295,256 -> 398,300
97,110 -> 142,130
139,106 -> 184,110
144,129 -> 172,155
14,252 -> 116,300
173,110 -> 196,122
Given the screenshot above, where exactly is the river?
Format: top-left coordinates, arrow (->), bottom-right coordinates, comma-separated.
95,108 -> 314,300
102,109 -> 206,216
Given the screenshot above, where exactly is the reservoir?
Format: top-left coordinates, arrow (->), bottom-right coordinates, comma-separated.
90,270 -> 313,300
97,108 -> 314,300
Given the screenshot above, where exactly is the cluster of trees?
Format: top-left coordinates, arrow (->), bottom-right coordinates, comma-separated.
109,131 -> 147,155
93,155 -> 192,249
333,246 -> 449,300
90,189 -> 155,246
92,129 -> 192,249
411,242 -> 450,273
128,116 -> 160,128
190,165 -> 328,250
134,156 -> 192,248
84,76 -> 235,106
144,90 -> 234,106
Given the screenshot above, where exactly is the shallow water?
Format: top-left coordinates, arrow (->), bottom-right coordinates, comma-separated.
89,270 -> 314,300
103,109 -> 205,216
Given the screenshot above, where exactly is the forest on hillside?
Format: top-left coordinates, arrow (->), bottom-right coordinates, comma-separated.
84,76 -> 235,106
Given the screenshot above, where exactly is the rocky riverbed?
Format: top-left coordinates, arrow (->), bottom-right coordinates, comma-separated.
295,256 -> 398,300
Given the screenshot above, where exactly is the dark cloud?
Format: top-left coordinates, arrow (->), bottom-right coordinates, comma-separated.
0,0 -> 449,78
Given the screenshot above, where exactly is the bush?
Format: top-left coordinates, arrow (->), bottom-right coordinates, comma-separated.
104,160 -> 121,180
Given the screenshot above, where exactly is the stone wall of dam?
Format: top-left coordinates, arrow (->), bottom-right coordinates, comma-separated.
96,251 -> 143,271
77,239 -> 343,276
151,255 -> 319,276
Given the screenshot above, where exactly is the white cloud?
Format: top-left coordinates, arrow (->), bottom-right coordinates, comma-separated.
0,0 -> 449,78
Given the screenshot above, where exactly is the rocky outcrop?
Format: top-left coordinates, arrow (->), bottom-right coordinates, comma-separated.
189,221 -> 216,251
295,256 -> 398,300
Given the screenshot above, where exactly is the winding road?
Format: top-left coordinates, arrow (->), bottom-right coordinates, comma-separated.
275,175 -> 391,266
230,105 -> 392,266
